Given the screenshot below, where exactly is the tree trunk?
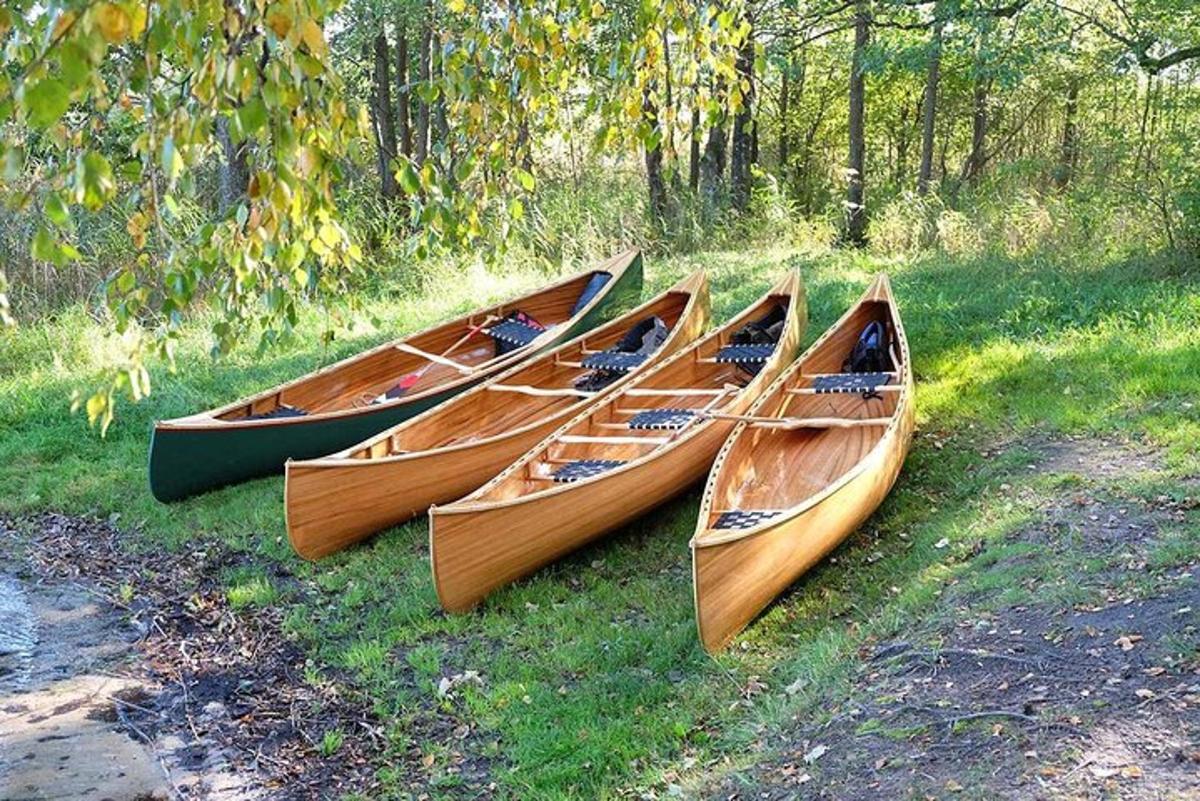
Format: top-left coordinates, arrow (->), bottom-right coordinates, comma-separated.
415,7 -> 432,167
700,79 -> 728,203
917,19 -> 942,195
1054,78 -> 1079,189
216,115 -> 249,214
643,88 -> 669,221
964,72 -> 988,184
778,67 -> 790,176
688,97 -> 701,192
845,0 -> 869,246
372,31 -> 399,199
432,32 -> 448,150
729,13 -> 755,213
396,17 -> 411,158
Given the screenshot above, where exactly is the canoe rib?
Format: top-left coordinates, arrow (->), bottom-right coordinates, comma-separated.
282,269 -> 710,559
428,271 -> 808,612
690,273 -> 915,652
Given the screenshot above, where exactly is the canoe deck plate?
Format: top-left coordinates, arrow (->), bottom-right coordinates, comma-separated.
245,405 -> 308,421
626,408 -> 697,431
716,344 -> 776,364
811,372 -> 891,394
581,351 -> 648,372
714,510 -> 782,529
551,459 -> 627,483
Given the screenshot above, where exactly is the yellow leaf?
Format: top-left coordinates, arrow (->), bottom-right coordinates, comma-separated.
590,1 -> 604,17
300,19 -> 326,57
447,0 -> 466,12
96,3 -> 131,44
52,11 -> 76,40
266,7 -> 292,39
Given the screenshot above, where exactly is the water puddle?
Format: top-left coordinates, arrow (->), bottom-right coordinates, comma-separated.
0,574 -> 37,694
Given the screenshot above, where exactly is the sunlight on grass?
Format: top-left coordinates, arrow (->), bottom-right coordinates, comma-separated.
1,244 -> 1197,798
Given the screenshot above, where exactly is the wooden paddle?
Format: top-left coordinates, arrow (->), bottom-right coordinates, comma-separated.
387,316 -> 497,397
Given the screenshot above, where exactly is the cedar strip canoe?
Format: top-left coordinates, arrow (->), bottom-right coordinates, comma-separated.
149,250 -> 643,502
691,273 -> 914,653
284,270 -> 711,560
429,271 -> 807,612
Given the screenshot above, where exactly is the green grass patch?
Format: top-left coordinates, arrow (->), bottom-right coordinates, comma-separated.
2,243 -> 1198,798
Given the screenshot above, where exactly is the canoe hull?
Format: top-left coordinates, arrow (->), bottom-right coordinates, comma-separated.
429,417 -> 739,612
147,257 -> 642,503
286,413 -> 565,559
692,399 -> 913,652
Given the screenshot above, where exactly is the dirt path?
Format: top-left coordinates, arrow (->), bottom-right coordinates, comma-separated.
0,515 -> 377,800
707,437 -> 1200,800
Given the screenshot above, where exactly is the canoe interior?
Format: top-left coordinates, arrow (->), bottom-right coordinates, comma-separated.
345,281 -> 704,459
470,286 -> 799,505
210,268 -> 619,422
699,295 -> 905,534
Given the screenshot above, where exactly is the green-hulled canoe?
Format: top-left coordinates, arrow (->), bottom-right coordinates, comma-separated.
148,250 -> 643,502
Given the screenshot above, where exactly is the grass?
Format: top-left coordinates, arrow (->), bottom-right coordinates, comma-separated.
1,239 -> 1198,798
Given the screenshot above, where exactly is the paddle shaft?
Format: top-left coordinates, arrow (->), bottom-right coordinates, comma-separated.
398,316 -> 495,390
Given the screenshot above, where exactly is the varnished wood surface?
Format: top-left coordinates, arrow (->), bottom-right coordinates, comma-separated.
157,249 -> 640,431
283,271 -> 711,560
691,274 -> 914,652
429,272 -> 808,612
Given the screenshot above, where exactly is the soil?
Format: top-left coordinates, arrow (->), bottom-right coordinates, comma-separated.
0,513 -> 380,801
709,437 -> 1200,800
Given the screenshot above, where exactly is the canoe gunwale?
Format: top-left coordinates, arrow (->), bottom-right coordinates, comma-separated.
430,272 -> 804,517
156,249 -> 640,433
290,269 -> 709,469
691,273 -> 912,549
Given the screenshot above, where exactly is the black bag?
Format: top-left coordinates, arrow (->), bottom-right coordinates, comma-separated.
843,321 -> 890,373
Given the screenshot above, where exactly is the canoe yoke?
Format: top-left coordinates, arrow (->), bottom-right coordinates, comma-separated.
713,510 -> 782,530
551,459 -> 626,483
626,408 -> 697,431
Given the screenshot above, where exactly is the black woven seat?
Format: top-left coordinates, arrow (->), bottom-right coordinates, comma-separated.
627,408 -> 696,431
487,318 -> 543,350
716,343 -> 776,364
246,405 -> 307,421
551,459 -> 626,483
811,372 -> 891,394
714,510 -> 781,529
581,351 -> 648,372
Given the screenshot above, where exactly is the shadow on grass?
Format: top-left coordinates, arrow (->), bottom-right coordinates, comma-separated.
1,244 -> 1198,797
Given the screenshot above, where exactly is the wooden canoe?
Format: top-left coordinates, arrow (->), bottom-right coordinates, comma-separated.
284,271 -> 711,560
148,250 -> 643,502
429,271 -> 807,612
691,273 -> 914,652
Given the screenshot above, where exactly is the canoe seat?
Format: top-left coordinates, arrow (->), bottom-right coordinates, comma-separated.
626,408 -> 696,431
581,351 -> 648,372
487,313 -> 545,355
714,510 -> 781,530
716,343 -> 776,365
571,271 -> 613,315
551,459 -> 626,483
246,405 -> 307,421
811,372 -> 891,394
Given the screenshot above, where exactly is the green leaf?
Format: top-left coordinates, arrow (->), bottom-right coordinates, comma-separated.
24,78 -> 70,128
514,168 -> 535,191
45,193 -> 70,227
397,161 -> 421,195
77,152 -> 115,211
235,98 -> 267,138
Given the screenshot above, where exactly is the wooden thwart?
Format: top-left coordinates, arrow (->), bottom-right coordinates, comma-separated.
488,384 -> 594,398
556,434 -> 670,446
394,343 -> 477,374
702,412 -> 893,429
